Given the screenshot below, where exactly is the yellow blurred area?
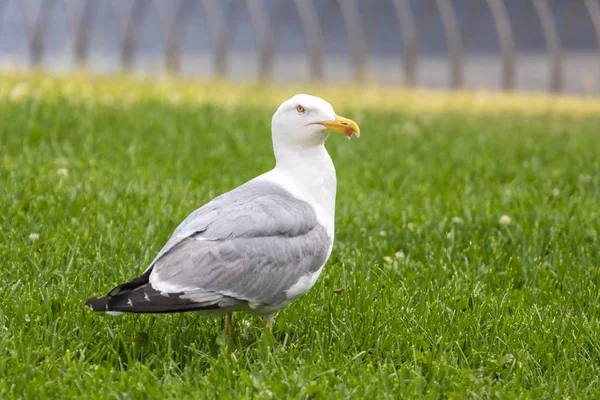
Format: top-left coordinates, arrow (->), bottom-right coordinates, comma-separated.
2,71 -> 600,116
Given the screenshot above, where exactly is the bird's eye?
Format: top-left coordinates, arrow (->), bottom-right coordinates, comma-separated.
296,105 -> 306,114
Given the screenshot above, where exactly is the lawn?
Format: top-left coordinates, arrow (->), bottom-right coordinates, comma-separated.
1,74 -> 599,399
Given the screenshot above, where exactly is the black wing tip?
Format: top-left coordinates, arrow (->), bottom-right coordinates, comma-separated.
85,268 -> 229,314
84,291 -> 227,314
85,296 -> 108,311
86,268 -> 153,312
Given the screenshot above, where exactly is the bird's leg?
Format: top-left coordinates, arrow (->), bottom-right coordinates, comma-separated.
224,312 -> 233,336
263,315 -> 273,330
264,319 -> 272,330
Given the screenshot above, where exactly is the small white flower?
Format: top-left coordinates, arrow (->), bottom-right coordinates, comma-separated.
29,233 -> 39,241
57,168 -> 69,177
55,157 -> 69,167
41,78 -> 54,89
379,230 -> 387,237
395,251 -> 405,260
499,215 -> 512,225
82,84 -> 93,92
452,217 -> 464,224
579,174 -> 592,183
402,121 -> 419,136
504,353 -> 515,364
9,83 -> 29,101
101,94 -> 114,105
169,93 -> 182,105
383,256 -> 393,264
240,319 -> 251,329
32,89 -> 44,100
552,188 -> 560,197
63,83 -> 76,95
125,94 -> 137,104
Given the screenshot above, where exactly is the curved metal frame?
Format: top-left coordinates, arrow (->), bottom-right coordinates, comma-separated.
246,0 -> 274,81
461,0 -> 484,52
561,0 -> 582,51
64,0 -> 98,68
5,0 -> 599,93
363,0 -> 379,48
319,0 -> 338,41
435,0 -> 464,88
584,0 -> 600,92
155,0 -> 196,74
294,0 -> 324,81
513,0 -> 532,50
337,0 -> 368,82
415,0 -> 436,47
532,0 -> 564,93
213,0 -> 242,77
110,0 -> 149,71
392,0 -> 419,86
20,0 -> 57,67
0,0 -> 8,37
199,0 -> 223,46
585,0 -> 600,49
486,0 -> 516,91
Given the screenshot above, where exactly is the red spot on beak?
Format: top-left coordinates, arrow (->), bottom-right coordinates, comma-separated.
344,128 -> 354,137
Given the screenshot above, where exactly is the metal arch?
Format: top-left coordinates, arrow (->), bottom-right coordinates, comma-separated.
154,0 -> 177,74
337,0 -> 368,82
435,0 -> 464,88
532,0 -> 564,93
171,0 -> 196,74
154,0 -> 196,75
392,0 -> 418,86
584,0 -> 600,92
0,0 -> 8,38
266,0 -> 295,68
415,0 -> 437,44
110,0 -> 149,71
199,0 -> 224,75
20,0 -> 57,67
64,0 -> 98,68
363,0 -> 379,48
486,0 -> 516,91
513,0 -> 532,50
246,0 -> 274,81
270,0 -> 293,39
561,0 -> 582,52
319,0 -> 338,40
294,0 -> 324,81
260,0 -> 298,79
200,0 -> 223,46
461,0 -> 484,52
584,0 -> 600,48
213,0 -> 243,77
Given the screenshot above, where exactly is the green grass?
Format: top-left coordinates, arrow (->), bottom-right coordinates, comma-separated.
1,75 -> 600,399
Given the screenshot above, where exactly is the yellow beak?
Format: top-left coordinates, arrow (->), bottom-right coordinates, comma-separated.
317,114 -> 360,138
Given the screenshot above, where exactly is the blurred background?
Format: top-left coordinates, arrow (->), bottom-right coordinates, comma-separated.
1,0 -> 599,95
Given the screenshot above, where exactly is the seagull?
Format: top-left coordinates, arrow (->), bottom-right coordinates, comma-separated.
85,94 -> 360,334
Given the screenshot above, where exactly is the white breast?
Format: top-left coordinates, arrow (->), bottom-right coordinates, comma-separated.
257,143 -> 337,303
285,264 -> 325,299
256,144 -> 337,240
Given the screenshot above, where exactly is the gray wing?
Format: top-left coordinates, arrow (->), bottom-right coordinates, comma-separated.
150,179 -> 331,305
150,179 -> 322,266
87,180 -> 332,313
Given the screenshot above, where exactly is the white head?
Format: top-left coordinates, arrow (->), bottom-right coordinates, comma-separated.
271,94 -> 360,151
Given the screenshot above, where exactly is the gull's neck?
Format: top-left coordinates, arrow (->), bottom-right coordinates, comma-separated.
260,143 -> 337,237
